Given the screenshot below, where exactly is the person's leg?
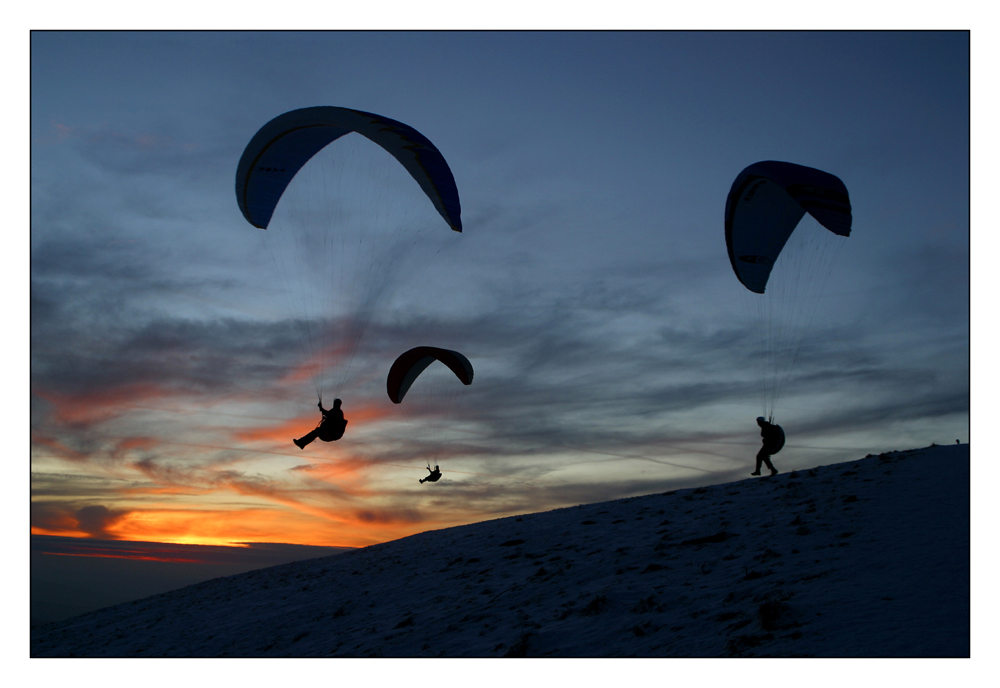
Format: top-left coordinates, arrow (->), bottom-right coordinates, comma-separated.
295,428 -> 320,448
763,454 -> 778,475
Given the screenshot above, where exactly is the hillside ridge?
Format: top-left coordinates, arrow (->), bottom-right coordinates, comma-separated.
31,445 -> 970,657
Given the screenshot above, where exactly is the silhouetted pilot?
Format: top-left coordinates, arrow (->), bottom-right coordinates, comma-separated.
752,416 -> 784,476
294,399 -> 347,449
420,464 -> 442,484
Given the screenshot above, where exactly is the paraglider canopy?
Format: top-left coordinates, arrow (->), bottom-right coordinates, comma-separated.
236,106 -> 462,232
725,160 -> 852,294
725,160 -> 853,420
386,347 -> 474,404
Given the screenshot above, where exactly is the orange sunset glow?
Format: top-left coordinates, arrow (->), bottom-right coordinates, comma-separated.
31,379 -> 493,549
31,492 -> 457,549
34,383 -> 174,425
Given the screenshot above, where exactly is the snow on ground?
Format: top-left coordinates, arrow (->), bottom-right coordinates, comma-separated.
31,444 -> 969,658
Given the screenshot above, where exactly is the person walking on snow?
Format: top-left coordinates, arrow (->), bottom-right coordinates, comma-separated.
752,416 -> 784,476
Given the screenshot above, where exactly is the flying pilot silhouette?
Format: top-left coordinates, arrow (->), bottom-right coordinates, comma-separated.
752,416 -> 784,476
420,464 -> 442,484
294,398 -> 348,449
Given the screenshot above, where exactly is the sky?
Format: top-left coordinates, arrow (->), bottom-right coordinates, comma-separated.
29,29 -> 972,561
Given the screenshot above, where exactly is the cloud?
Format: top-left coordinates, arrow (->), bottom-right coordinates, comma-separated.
31,533 -> 351,565
30,501 -> 131,539
353,508 -> 424,525
74,505 -> 130,539
31,502 -> 86,537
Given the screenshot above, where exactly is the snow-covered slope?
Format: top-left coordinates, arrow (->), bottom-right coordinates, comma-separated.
31,445 -> 969,657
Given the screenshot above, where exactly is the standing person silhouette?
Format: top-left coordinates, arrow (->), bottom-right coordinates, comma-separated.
752,416 -> 783,476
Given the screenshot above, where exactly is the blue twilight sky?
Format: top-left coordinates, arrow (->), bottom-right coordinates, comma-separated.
28,29 -> 972,549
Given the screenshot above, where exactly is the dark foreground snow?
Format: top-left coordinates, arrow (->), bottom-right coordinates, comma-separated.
31,445 -> 969,658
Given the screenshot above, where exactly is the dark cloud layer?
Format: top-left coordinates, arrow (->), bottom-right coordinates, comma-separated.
31,534 -> 350,563
31,254 -> 968,472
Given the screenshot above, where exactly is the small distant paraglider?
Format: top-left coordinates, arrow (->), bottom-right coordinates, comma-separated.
387,347 -> 474,484
420,464 -> 442,484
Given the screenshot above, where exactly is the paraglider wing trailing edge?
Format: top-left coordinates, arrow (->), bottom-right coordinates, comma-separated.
235,106 -> 463,232
386,347 -> 474,404
724,160 -> 852,294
